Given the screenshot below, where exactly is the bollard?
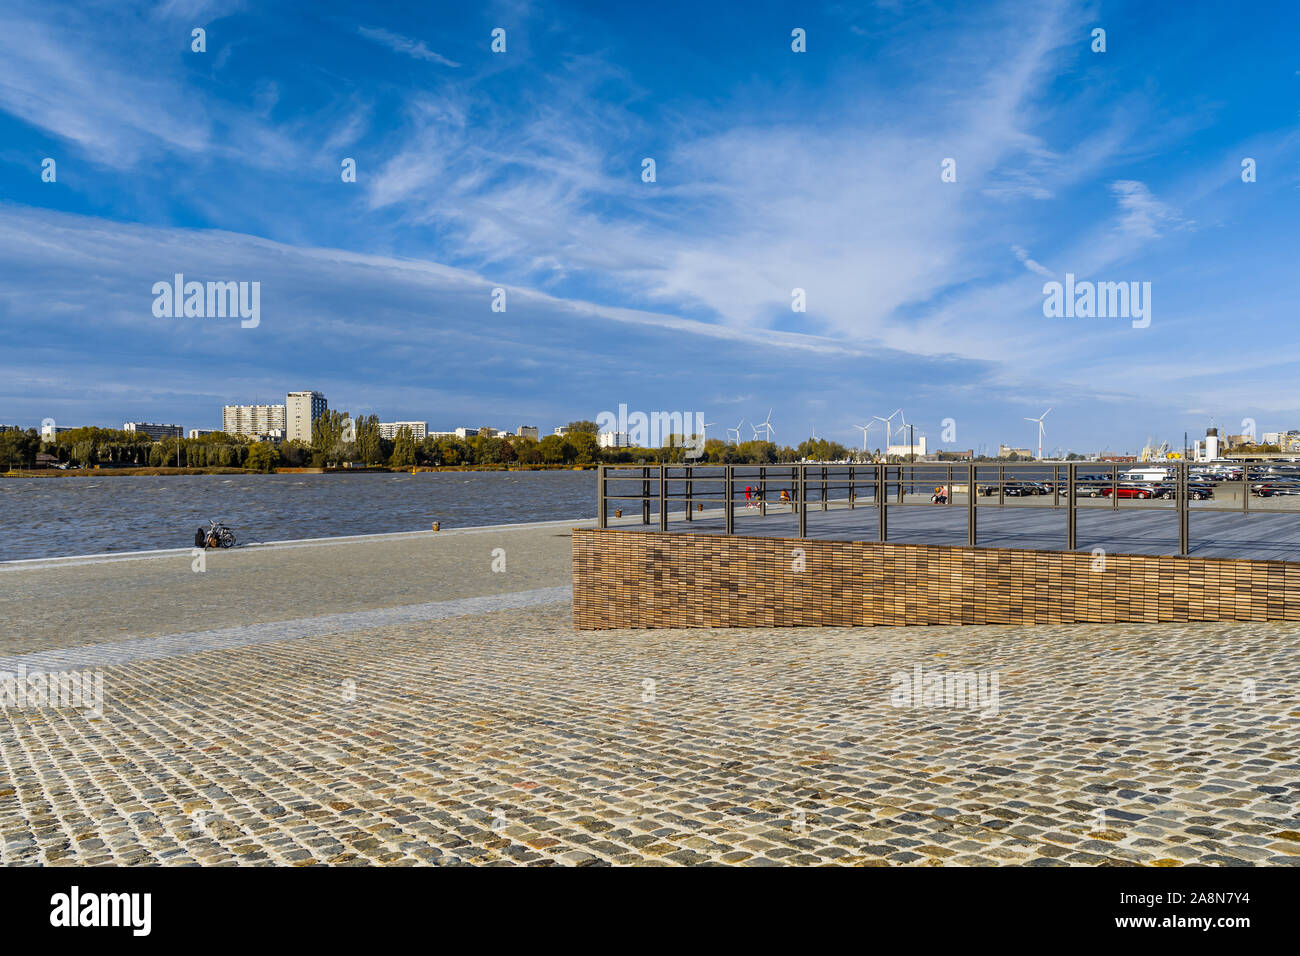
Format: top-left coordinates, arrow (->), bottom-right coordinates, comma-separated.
615,509 -> 622,518
431,521 -> 440,531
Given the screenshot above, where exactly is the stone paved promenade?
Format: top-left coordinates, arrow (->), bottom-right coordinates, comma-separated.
2,523 -> 1298,866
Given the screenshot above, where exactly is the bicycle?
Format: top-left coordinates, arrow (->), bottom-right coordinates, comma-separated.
199,519 -> 236,549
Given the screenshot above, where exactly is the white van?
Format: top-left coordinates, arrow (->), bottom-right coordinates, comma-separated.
1121,466 -> 1173,482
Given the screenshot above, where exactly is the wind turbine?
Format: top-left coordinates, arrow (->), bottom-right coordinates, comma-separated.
1025,408 -> 1052,460
872,409 -> 901,451
727,420 -> 744,444
854,423 -> 873,451
755,409 -> 775,443
897,410 -> 919,460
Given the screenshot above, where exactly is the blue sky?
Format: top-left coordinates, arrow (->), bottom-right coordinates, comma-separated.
1,0 -> 1298,454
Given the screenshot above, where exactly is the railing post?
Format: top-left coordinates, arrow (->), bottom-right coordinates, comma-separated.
1242,463 -> 1250,515
878,464 -> 888,542
724,465 -> 734,535
849,465 -> 855,509
685,464 -> 692,522
760,465 -> 767,517
998,464 -> 1005,507
659,465 -> 668,531
798,465 -> 808,537
1178,460 -> 1188,556
1111,463 -> 1118,511
597,464 -> 607,528
967,463 -> 977,546
820,466 -> 827,511
1067,463 -> 1077,550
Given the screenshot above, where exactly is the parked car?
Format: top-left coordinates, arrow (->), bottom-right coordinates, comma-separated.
1074,479 -> 1113,497
1001,481 -> 1040,496
1255,481 -> 1300,497
1100,483 -> 1156,499
1155,482 -> 1215,500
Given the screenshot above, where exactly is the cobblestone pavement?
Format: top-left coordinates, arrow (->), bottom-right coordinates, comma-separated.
3,589 -> 1299,865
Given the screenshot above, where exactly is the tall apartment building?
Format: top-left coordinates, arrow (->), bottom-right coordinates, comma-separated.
123,422 -> 183,440
379,421 -> 428,440
516,426 -> 539,441
222,403 -> 286,438
286,391 -> 327,443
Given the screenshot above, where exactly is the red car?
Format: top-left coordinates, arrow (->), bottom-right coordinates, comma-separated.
1100,483 -> 1155,499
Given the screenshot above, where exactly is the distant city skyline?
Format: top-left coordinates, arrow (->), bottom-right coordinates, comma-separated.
10,398 -> 1296,459
2,2 -> 1299,453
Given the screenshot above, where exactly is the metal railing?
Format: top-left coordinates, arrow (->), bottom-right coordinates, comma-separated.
596,461 -> 1300,557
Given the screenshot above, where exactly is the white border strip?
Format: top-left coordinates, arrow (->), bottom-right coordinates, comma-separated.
0,516 -> 604,571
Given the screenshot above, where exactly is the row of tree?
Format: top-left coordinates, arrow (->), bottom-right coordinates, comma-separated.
0,426 -> 279,471
2,419 -> 1139,474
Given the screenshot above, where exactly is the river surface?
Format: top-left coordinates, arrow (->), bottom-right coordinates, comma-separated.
0,471 -> 595,561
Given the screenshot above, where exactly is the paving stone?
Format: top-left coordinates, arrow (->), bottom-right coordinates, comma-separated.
2,531 -> 1296,867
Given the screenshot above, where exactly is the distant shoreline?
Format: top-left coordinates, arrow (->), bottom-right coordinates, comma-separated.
2,464 -> 600,477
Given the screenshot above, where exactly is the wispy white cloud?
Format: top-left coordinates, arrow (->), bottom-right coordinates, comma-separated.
0,15 -> 211,166
1110,180 -> 1189,238
1012,245 -> 1055,278
358,25 -> 460,67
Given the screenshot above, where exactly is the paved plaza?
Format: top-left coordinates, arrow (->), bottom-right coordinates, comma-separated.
2,524 -> 1298,866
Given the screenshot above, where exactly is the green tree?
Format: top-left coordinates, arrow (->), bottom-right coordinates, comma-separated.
71,439 -> 97,467
538,434 -> 574,464
565,420 -> 598,436
0,428 -> 38,469
355,414 -> 383,464
389,427 -> 418,468
429,437 -> 469,466
570,431 -> 599,464
244,442 -> 280,473
311,410 -> 351,464
512,436 -> 540,464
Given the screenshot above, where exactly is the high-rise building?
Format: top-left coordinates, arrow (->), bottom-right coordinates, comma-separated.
123,422 -> 183,440
516,426 -> 539,441
222,404 -> 286,438
379,421 -> 428,440
286,391 -> 327,443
